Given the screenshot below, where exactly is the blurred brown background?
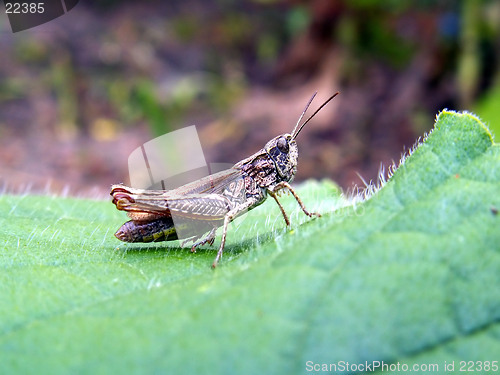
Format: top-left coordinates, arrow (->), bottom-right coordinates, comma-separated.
1,0 -> 499,196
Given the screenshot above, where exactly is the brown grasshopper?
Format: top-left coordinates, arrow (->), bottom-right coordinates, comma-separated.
111,92 -> 338,267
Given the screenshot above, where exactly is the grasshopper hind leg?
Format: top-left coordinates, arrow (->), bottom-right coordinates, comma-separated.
212,197 -> 259,268
182,227 -> 217,253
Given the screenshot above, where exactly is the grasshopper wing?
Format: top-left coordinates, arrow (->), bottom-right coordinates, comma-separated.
111,168 -> 244,221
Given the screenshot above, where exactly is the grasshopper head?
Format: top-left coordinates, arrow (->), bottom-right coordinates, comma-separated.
266,134 -> 298,182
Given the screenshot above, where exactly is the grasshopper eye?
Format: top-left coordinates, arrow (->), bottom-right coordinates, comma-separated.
277,137 -> 289,153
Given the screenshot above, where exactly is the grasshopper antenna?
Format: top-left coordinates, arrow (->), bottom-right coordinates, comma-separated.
292,92 -> 317,137
292,92 -> 339,139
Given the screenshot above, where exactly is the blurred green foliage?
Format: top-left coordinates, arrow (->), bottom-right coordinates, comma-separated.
344,16 -> 414,68
51,52 -> 79,136
285,5 -> 310,36
475,81 -> 500,139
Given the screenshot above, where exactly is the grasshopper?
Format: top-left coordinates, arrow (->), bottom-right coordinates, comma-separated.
111,92 -> 338,267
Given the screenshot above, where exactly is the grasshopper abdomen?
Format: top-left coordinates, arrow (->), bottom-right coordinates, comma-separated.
115,218 -> 178,243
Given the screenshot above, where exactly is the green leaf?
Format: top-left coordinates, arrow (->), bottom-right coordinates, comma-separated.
1,110 -> 499,374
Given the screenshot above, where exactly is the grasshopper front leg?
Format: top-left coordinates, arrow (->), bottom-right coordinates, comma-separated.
273,181 -> 321,218
267,189 -> 290,226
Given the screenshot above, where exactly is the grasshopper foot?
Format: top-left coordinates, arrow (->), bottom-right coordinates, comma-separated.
189,228 -> 217,253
